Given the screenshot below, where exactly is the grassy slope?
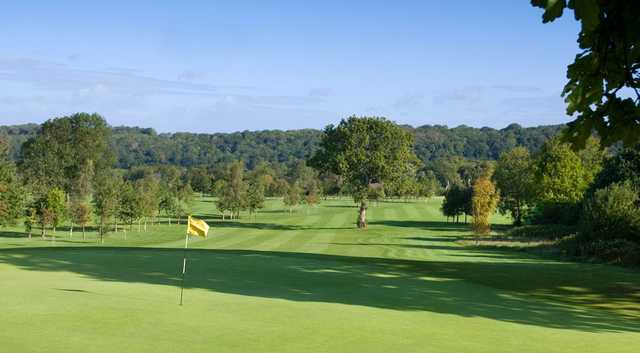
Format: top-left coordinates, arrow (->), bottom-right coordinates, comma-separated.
0,197 -> 639,353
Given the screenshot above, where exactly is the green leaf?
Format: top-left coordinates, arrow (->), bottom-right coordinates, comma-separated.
536,0 -> 567,23
572,0 -> 600,32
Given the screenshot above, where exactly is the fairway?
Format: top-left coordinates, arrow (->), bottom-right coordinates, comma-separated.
1,198 -> 639,353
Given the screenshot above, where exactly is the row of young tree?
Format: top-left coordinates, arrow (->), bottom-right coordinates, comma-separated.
0,114 -> 198,241
188,160 -> 441,205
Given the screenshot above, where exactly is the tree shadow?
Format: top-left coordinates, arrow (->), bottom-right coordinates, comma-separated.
188,218 -> 353,231
371,220 -> 511,233
402,236 -> 462,242
1,247 -> 638,333
208,221 -> 301,231
330,241 -> 541,259
369,220 -> 471,232
54,288 -> 90,293
189,213 -> 354,231
0,231 -> 29,238
329,242 -> 461,251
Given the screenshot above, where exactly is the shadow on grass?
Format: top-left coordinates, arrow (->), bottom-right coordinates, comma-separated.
402,236 -> 462,242
370,220 -> 512,233
1,246 -> 639,333
329,242 -> 462,251
0,231 -> 29,238
55,288 -> 90,293
369,220 -> 470,232
207,222 -> 353,231
189,214 -> 353,231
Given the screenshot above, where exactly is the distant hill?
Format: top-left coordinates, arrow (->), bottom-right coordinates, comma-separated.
0,122 -> 563,168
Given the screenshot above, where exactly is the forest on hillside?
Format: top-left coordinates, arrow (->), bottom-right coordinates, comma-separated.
0,122 -> 563,168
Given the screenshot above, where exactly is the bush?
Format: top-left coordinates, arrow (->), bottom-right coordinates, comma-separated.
525,201 -> 581,225
506,224 -> 576,240
558,236 -> 640,266
579,181 -> 640,242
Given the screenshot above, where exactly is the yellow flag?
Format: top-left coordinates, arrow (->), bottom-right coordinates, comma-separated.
187,216 -> 209,238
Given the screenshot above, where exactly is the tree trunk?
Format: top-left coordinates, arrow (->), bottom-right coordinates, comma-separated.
144,220 -> 148,232
357,202 -> 367,229
514,202 -> 522,226
70,225 -> 73,239
82,225 -> 86,240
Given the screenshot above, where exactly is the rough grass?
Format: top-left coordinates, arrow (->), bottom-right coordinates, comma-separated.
1,197 -> 639,353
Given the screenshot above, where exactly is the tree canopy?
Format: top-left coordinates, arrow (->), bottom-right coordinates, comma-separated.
532,0 -> 640,147
494,147 -> 536,226
19,113 -> 113,195
310,116 -> 418,228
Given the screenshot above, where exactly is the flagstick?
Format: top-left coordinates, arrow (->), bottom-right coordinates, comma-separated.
179,228 -> 189,306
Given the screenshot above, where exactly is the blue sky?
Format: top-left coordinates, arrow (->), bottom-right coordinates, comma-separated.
0,0 -> 580,132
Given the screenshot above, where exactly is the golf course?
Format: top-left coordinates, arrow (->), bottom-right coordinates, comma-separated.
1,197 -> 638,353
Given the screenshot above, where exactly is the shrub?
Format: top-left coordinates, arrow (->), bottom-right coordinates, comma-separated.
525,201 -> 581,225
558,236 -> 640,266
506,224 -> 576,240
579,181 -> 640,242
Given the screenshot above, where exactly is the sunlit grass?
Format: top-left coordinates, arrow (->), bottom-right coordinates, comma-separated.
0,197 -> 638,353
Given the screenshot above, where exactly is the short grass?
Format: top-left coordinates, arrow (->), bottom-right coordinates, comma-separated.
1,197 -> 639,353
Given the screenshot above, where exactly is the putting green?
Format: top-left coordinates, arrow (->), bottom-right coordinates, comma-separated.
1,198 -> 638,353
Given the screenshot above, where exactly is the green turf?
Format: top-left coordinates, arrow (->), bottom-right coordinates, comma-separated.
1,197 -> 639,353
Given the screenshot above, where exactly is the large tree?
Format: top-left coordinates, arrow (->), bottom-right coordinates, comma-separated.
310,116 -> 418,228
19,113 -> 113,195
590,145 -> 640,193
494,147 -> 536,226
531,137 -> 605,224
0,139 -> 25,227
441,184 -> 472,224
535,137 -> 596,204
531,0 -> 640,147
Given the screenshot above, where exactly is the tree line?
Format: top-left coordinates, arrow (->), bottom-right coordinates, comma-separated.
1,121 -> 563,169
441,134 -> 640,262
